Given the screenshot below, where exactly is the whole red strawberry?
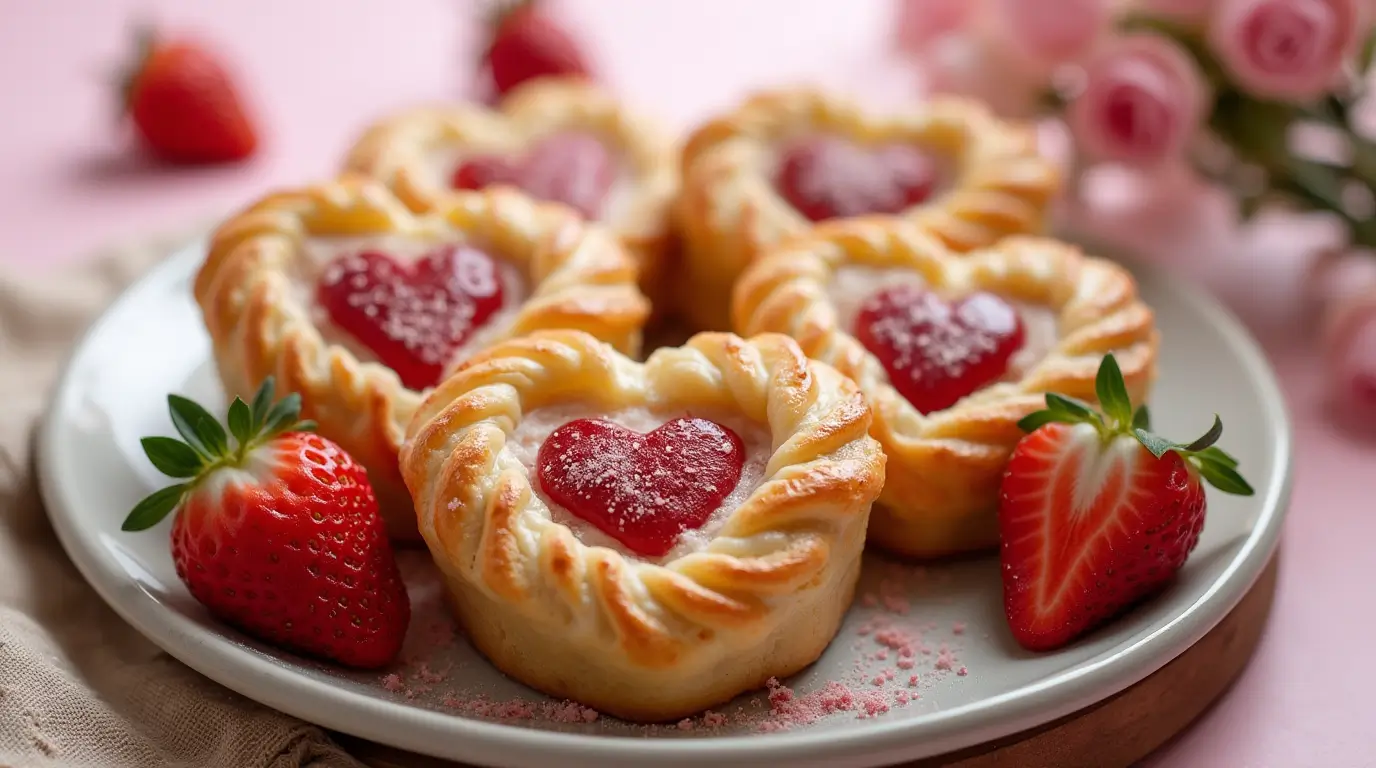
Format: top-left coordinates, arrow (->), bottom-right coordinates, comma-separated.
123,378 -> 409,668
482,0 -> 593,98
122,31 -> 259,164
998,355 -> 1254,652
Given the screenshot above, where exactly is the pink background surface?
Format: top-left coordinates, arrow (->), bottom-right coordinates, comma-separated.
3,2 -> 1373,766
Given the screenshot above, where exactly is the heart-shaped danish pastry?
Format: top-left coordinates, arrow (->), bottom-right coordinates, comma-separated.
343,79 -> 678,310
733,220 -> 1159,558
536,416 -> 745,556
400,330 -> 886,721
194,178 -> 649,541
676,88 -> 1062,330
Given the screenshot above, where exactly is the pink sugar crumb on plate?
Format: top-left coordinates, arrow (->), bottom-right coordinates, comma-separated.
381,673 -> 404,692
957,666 -> 969,677
855,690 -> 889,718
952,621 -> 967,635
935,651 -> 957,671
439,694 -> 599,724
414,662 -> 447,684
757,678 -> 858,732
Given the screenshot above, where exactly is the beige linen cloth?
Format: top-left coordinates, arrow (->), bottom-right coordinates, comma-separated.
0,234 -> 371,768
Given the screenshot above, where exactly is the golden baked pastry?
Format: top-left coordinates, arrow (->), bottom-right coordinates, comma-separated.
343,77 -> 679,311
733,219 -> 1157,557
194,177 -> 649,540
676,88 -> 1061,330
399,330 -> 885,721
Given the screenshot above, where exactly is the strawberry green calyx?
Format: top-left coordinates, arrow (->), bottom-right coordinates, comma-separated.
1016,354 -> 1255,497
480,0 -> 537,59
117,23 -> 157,111
121,377 -> 316,532
485,0 -> 537,30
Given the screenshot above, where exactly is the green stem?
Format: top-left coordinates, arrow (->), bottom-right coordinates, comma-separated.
1210,91 -> 1376,249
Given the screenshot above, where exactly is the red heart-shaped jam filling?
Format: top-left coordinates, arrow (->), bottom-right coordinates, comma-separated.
450,132 -> 614,219
535,417 -> 746,557
855,285 -> 1026,414
775,136 -> 939,222
316,245 -> 506,390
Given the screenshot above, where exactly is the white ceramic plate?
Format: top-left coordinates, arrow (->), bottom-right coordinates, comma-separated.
39,240 -> 1291,768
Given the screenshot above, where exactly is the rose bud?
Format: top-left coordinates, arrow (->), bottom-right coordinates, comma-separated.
1208,0 -> 1361,102
1066,33 -> 1210,165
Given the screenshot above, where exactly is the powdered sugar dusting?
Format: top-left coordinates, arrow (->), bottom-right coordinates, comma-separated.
506,404 -> 771,561
828,265 -> 1058,383
296,235 -> 528,370
829,266 -> 928,331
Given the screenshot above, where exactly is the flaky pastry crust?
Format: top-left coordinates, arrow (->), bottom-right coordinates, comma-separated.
399,330 -> 885,721
343,77 -> 679,310
676,88 -> 1062,330
733,220 -> 1158,557
194,177 -> 649,540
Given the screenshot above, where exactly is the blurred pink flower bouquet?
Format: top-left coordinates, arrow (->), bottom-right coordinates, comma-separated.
897,0 -> 1376,431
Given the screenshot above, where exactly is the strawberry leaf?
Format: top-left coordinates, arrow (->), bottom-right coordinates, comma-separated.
1195,445 -> 1240,469
140,436 -> 203,478
195,415 -> 229,455
227,397 -> 252,448
1133,428 -> 1180,459
1132,405 -> 1151,430
1017,393 -> 1101,433
169,394 -> 227,458
1046,393 -> 1098,422
1193,453 -> 1256,496
121,483 -> 188,531
250,377 -> 276,431
262,392 -> 305,437
167,395 -> 211,457
1094,354 -> 1134,427
1018,409 -> 1067,433
1181,415 -> 1224,452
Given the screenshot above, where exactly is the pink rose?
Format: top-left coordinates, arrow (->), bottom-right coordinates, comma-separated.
1066,34 -> 1210,165
1133,0 -> 1218,21
894,0 -> 977,50
989,0 -> 1110,66
1322,293 -> 1376,433
1208,0 -> 1361,101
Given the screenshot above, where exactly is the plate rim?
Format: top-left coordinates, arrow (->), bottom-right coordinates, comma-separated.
38,240 -> 1293,768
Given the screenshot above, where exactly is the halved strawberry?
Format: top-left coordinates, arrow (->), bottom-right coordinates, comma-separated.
123,378 -> 410,668
998,355 -> 1254,652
